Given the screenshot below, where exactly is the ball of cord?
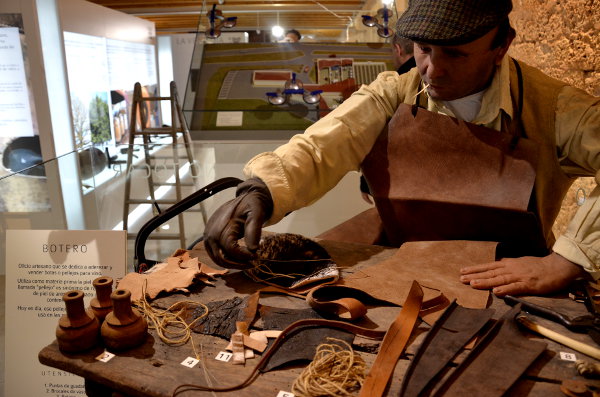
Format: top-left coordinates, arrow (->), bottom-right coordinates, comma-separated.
292,337 -> 367,397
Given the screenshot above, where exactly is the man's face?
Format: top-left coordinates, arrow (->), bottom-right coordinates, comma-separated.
284,33 -> 299,42
413,27 -> 510,101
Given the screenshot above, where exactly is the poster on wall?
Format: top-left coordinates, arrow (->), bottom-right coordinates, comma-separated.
0,14 -> 50,212
63,32 -> 111,149
0,15 -> 37,140
63,32 -> 159,147
4,229 -> 127,397
106,38 -> 160,144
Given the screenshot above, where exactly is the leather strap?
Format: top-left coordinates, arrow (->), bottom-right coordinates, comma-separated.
306,285 -> 373,320
307,284 -> 447,321
358,281 -> 424,397
258,285 -> 307,299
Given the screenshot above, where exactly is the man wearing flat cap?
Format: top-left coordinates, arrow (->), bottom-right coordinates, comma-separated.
204,0 -> 600,296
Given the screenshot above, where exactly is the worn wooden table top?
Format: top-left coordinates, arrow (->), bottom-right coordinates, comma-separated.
39,240 -> 600,397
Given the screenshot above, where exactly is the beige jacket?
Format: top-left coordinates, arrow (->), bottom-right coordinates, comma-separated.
244,56 -> 600,277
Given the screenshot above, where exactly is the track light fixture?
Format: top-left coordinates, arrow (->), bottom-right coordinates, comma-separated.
206,4 -> 237,39
361,5 -> 394,38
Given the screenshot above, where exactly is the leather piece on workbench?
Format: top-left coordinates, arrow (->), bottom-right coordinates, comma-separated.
258,305 -> 354,372
340,240 -> 496,320
260,325 -> 354,372
435,305 -> 547,396
360,281 -> 424,397
117,254 -> 227,302
399,302 -> 495,397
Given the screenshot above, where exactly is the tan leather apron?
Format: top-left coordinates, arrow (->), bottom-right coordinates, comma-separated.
362,78 -> 548,257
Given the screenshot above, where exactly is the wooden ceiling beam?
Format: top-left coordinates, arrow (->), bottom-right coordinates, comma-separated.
86,0 -> 373,37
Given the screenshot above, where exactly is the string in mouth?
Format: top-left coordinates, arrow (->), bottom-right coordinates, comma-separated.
414,82 -> 431,98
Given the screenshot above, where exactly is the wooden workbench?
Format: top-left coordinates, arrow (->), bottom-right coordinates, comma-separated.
39,240 -> 600,396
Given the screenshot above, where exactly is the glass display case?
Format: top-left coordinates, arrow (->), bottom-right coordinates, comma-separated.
183,41 -> 395,140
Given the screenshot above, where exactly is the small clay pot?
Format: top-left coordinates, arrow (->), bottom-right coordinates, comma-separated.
101,289 -> 148,351
56,290 -> 100,353
90,276 -> 113,322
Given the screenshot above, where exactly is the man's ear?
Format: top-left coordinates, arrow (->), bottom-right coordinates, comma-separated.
393,43 -> 402,56
494,30 -> 515,65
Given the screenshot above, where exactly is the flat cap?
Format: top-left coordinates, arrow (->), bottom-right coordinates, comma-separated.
396,0 -> 512,45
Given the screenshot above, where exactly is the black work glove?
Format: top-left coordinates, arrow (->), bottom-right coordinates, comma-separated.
203,178 -> 273,269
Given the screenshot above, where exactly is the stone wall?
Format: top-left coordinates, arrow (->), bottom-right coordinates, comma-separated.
509,0 -> 599,96
509,0 -> 599,236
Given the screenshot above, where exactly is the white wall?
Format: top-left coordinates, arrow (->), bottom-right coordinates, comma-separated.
168,33 -> 197,100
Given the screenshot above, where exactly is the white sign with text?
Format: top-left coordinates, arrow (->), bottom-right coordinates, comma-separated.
0,26 -> 35,138
5,230 -> 127,397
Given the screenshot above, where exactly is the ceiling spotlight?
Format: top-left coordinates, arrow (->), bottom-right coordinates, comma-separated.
205,4 -> 237,39
362,4 -> 395,38
272,25 -> 284,38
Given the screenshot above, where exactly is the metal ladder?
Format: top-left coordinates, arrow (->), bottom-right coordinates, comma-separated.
122,81 -> 206,249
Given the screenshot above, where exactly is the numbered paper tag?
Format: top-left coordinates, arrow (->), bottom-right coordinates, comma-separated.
181,357 -> 200,368
95,351 -> 115,363
215,351 -> 233,362
560,352 -> 577,361
276,391 -> 295,397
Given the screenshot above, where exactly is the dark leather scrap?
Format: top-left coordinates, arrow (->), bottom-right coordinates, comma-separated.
260,324 -> 354,372
399,301 -> 495,397
258,305 -> 354,372
433,305 -> 547,396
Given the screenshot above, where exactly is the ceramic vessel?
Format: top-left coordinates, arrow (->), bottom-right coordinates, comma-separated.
55,290 -> 100,353
101,289 -> 148,350
90,276 -> 113,322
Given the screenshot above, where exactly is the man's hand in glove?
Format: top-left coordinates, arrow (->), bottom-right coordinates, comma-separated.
204,178 -> 273,269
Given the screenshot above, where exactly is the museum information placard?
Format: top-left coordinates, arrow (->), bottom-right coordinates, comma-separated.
4,230 -> 127,397
0,25 -> 35,138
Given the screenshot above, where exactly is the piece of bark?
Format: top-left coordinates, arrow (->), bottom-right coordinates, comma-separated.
183,295 -> 261,340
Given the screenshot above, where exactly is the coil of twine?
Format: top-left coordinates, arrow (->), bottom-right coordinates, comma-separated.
133,281 -> 209,358
292,337 -> 366,397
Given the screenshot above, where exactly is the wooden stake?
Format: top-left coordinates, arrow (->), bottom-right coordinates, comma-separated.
517,315 -> 600,360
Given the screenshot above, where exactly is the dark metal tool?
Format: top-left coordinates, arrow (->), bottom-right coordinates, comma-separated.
504,286 -> 600,345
